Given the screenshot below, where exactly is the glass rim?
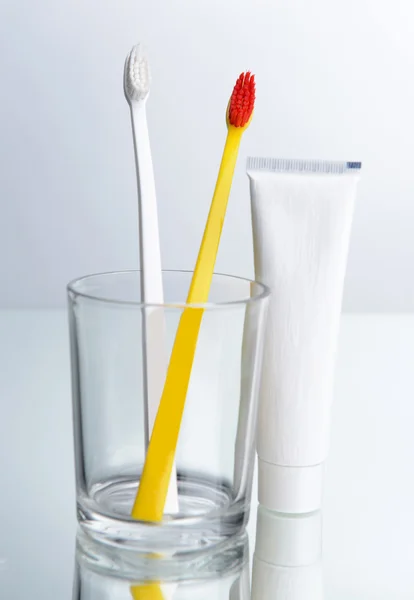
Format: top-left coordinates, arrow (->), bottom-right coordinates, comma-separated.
67,269 -> 270,309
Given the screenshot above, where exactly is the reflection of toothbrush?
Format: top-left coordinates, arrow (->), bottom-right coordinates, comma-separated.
130,584 -> 166,600
130,584 -> 164,600
131,72 -> 256,521
124,44 -> 178,515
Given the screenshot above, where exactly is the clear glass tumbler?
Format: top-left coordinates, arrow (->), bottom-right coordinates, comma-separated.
68,271 -> 269,552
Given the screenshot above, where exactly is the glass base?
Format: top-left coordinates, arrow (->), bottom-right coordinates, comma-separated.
76,527 -> 249,581
77,475 -> 249,554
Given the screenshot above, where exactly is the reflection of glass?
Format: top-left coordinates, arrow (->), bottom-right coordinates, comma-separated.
68,271 -> 268,551
74,528 -> 250,600
251,507 -> 323,600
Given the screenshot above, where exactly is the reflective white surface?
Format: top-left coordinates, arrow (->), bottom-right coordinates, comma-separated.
1,311 -> 414,598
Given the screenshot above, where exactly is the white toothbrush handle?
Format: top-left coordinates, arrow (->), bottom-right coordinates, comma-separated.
131,104 -> 179,515
132,105 -> 163,303
234,298 -> 267,501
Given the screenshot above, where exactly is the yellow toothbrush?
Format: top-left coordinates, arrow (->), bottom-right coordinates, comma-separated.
131,72 -> 256,521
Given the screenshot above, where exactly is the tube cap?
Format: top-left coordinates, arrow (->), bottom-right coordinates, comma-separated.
258,460 -> 325,514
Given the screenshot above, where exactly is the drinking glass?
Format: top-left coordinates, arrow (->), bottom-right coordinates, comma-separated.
68,270 -> 269,552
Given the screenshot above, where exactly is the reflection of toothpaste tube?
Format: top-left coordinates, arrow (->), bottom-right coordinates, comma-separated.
229,561 -> 250,600
248,158 -> 362,513
252,506 -> 323,600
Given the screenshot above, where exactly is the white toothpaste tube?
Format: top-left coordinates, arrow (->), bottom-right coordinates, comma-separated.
247,157 -> 362,513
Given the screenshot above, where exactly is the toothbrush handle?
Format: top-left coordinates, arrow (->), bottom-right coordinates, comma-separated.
131,128 -> 243,522
131,105 -> 163,304
131,104 -> 179,515
131,306 -> 204,521
187,127 -> 241,303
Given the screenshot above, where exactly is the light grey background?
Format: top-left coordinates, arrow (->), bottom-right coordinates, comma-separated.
1,0 -> 413,310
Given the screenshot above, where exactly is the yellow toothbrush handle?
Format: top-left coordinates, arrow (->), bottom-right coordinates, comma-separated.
131,307 -> 203,520
130,584 -> 165,600
131,127 -> 243,522
188,126 -> 242,302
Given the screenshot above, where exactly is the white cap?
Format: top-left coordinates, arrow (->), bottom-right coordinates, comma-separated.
255,505 -> 322,566
258,460 -> 325,514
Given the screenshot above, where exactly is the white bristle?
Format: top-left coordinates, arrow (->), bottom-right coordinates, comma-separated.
124,43 -> 151,102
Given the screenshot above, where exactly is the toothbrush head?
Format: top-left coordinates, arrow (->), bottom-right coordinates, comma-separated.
228,72 -> 256,129
124,44 -> 151,104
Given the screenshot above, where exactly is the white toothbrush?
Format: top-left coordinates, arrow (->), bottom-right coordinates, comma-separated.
124,44 -> 179,516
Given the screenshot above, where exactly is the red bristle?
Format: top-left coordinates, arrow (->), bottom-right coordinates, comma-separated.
228,71 -> 256,127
